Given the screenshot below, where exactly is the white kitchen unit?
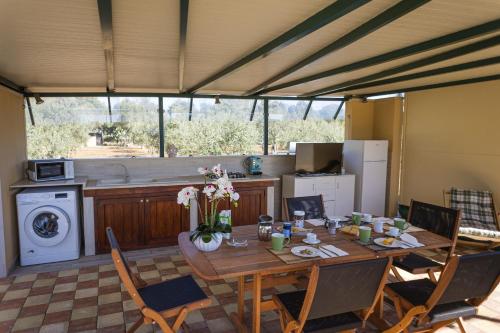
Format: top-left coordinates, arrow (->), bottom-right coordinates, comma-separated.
343,140 -> 388,216
282,174 -> 355,219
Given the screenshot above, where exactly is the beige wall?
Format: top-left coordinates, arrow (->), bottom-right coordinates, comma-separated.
0,87 -> 26,276
345,98 -> 403,216
345,100 -> 374,140
400,80 -> 500,207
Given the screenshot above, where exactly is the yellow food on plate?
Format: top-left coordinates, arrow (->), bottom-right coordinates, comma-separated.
383,238 -> 395,245
341,225 -> 359,236
292,226 -> 312,233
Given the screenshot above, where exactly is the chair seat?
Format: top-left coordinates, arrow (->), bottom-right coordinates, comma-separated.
393,253 -> 442,273
138,275 -> 207,312
387,279 -> 477,323
428,301 -> 477,323
387,278 -> 436,305
276,290 -> 362,333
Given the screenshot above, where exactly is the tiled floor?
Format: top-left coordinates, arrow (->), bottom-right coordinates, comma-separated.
1,246 -> 499,333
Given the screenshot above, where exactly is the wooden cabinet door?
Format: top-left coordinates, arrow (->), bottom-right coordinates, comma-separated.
144,195 -> 190,246
95,197 -> 144,253
231,187 -> 267,226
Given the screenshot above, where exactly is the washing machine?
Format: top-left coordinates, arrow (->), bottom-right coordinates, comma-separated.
16,186 -> 81,266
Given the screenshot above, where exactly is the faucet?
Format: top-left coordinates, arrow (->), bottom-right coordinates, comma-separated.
112,163 -> 129,182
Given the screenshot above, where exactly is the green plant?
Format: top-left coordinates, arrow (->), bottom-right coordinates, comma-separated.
178,165 -> 239,243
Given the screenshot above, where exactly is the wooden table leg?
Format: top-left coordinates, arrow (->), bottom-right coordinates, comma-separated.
238,275 -> 245,323
252,273 -> 262,333
230,275 -> 248,333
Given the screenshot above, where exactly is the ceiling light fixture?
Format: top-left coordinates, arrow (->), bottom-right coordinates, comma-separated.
34,94 -> 44,105
214,95 -> 221,104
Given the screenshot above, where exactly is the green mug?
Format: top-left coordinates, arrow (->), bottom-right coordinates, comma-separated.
271,233 -> 289,251
359,226 -> 372,243
394,218 -> 410,231
352,212 -> 363,226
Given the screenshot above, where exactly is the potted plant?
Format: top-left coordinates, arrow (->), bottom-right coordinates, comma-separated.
177,164 -> 239,252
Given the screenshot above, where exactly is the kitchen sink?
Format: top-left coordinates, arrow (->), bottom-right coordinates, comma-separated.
95,177 -> 190,186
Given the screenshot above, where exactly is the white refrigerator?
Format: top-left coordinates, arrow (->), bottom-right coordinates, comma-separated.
343,140 -> 388,216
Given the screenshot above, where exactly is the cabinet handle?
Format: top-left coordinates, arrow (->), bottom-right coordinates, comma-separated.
140,199 -> 144,203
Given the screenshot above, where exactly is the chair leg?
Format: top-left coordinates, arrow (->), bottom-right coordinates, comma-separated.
382,305 -> 426,333
172,308 -> 189,332
127,318 -> 144,333
456,318 -> 467,333
391,266 -> 405,281
181,322 -> 190,333
427,271 -> 438,283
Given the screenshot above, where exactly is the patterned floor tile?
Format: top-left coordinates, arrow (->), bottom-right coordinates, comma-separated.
0,245 -> 496,333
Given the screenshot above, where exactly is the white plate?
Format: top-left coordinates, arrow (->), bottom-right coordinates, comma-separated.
385,231 -> 401,237
291,246 -> 320,258
373,237 -> 401,248
327,216 -> 350,222
302,238 -> 321,245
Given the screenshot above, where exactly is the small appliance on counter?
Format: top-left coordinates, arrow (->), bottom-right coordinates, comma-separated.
27,159 -> 74,182
243,156 -> 263,175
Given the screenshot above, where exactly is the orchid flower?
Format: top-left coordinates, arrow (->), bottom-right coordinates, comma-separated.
176,186 -> 198,207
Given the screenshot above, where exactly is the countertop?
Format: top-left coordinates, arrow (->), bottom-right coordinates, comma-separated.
84,174 -> 279,190
10,177 -> 88,189
10,174 -> 279,190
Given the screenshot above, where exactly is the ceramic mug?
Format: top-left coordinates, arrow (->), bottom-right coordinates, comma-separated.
373,220 -> 384,233
352,212 -> 363,226
272,233 -> 289,251
359,226 -> 372,243
388,227 -> 400,237
306,232 -> 317,243
394,218 -> 410,231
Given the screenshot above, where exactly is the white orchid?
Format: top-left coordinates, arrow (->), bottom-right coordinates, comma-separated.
177,186 -> 198,207
211,164 -> 222,177
230,192 -> 240,202
215,173 -> 230,190
178,165 -> 239,243
197,167 -> 209,175
202,184 -> 216,198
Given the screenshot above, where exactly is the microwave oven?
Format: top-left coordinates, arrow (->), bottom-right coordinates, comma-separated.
27,159 -> 75,182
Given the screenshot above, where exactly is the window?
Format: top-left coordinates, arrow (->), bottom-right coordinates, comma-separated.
268,100 -> 345,155
25,97 -> 159,159
164,98 -> 264,156
24,96 -> 344,159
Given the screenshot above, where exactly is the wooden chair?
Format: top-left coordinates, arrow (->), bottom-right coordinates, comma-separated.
106,227 -> 211,333
272,257 -> 392,333
443,188 -> 500,249
392,200 -> 460,283
384,251 -> 500,333
283,195 -> 325,221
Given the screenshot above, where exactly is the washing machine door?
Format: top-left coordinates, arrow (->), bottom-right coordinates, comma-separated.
24,206 -> 70,247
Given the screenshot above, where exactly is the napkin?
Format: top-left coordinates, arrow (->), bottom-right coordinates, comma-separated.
317,249 -> 332,259
306,219 -> 325,227
400,233 -> 424,248
323,244 -> 349,256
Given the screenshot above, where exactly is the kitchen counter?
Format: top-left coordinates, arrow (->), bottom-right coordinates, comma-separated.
84,174 -> 279,190
10,176 -> 88,189
10,175 -> 279,190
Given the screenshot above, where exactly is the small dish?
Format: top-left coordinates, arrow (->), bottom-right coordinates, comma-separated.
226,238 -> 248,247
302,238 -> 321,245
373,237 -> 401,248
291,246 -> 319,258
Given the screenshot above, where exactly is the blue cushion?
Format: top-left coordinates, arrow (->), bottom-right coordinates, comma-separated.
138,275 -> 207,312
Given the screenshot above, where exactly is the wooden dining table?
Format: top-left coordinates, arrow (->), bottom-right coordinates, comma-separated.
178,222 -> 452,333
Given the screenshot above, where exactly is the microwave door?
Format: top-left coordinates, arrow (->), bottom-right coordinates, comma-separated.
37,163 -> 65,180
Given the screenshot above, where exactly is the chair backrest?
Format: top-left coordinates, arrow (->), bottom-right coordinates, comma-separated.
306,257 -> 391,320
449,188 -> 499,231
284,195 -> 325,220
436,251 -> 500,306
408,200 -> 460,256
106,227 -> 146,309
